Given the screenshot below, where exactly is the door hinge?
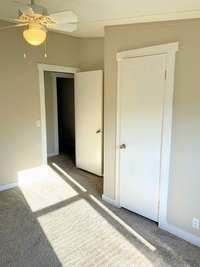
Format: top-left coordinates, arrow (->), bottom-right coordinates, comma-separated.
165,70 -> 167,80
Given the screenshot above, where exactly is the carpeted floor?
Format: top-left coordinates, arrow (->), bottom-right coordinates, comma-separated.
0,154 -> 199,267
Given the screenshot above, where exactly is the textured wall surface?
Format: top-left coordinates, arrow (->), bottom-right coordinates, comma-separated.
79,38 -> 104,71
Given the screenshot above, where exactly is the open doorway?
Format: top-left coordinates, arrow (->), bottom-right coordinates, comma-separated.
44,71 -> 75,163
57,77 -> 75,162
39,65 -> 103,177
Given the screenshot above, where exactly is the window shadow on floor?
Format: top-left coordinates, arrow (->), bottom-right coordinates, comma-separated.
0,188 -> 62,267
47,155 -> 200,267
1,154 -> 200,267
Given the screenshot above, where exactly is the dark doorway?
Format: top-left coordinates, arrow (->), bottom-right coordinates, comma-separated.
57,77 -> 75,162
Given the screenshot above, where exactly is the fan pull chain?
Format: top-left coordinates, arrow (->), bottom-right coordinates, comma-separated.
22,31 -> 27,59
44,39 -> 48,58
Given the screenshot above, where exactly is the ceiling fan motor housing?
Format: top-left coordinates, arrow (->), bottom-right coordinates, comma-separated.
30,4 -> 48,15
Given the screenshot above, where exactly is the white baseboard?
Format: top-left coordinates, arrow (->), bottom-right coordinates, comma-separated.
47,152 -> 58,157
102,194 -> 121,208
0,182 -> 18,192
160,222 -> 200,248
102,193 -> 200,247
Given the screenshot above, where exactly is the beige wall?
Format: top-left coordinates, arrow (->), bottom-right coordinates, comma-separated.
79,38 -> 104,71
0,23 -> 79,185
0,22 -> 104,186
104,19 -> 200,237
0,30 -> 79,185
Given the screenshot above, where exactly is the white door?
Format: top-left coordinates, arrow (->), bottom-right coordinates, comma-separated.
75,70 -> 103,176
119,54 -> 166,222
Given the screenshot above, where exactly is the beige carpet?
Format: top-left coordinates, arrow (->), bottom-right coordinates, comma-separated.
0,154 -> 199,267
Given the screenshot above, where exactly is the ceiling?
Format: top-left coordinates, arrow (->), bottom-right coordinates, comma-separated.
1,0 -> 200,37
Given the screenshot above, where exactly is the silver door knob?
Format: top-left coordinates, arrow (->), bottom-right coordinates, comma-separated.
120,144 -> 126,149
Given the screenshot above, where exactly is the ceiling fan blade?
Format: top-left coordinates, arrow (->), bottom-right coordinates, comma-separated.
48,23 -> 77,33
6,18 -> 25,23
0,23 -> 28,31
49,11 -> 78,24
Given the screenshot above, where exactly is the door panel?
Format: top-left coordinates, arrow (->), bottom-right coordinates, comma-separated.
75,70 -> 103,176
119,54 -> 166,221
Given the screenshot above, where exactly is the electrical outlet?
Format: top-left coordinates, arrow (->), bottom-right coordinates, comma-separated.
192,218 -> 199,230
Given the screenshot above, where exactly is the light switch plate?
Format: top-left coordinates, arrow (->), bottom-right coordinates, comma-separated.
192,218 -> 199,230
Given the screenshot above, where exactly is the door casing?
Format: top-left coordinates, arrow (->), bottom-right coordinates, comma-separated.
38,64 -> 79,164
115,43 -> 179,227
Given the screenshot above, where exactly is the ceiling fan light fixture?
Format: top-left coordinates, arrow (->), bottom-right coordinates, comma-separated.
23,23 -> 46,46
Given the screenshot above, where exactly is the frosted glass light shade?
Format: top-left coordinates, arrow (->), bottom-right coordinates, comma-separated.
23,24 -> 46,46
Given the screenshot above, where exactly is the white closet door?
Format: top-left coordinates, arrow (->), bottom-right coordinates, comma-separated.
75,70 -> 103,176
119,54 -> 166,221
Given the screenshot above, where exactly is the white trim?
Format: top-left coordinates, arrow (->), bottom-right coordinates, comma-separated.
0,183 -> 18,192
102,10 -> 200,31
117,43 -> 179,61
158,51 -> 177,227
38,64 -> 79,74
38,64 -> 79,165
115,42 -> 179,230
161,223 -> 200,248
114,58 -> 122,207
102,194 -> 121,208
52,74 -> 59,156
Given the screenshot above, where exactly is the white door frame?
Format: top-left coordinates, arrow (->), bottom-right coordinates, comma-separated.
38,64 -> 79,164
115,43 -> 179,226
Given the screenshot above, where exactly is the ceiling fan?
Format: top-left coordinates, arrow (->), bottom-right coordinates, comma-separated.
0,0 -> 78,46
